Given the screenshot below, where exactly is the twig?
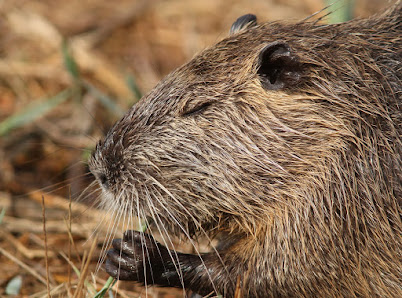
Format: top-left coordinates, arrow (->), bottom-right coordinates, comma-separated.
0,60 -> 69,82
234,275 -> 242,298
41,195 -> 51,298
0,230 -> 55,259
7,9 -> 132,99
27,189 -> 107,219
68,189 -> 72,294
28,283 -> 66,298
73,236 -> 98,298
64,217 -> 83,264
2,215 -> 96,236
0,247 -> 48,286
84,0 -> 150,47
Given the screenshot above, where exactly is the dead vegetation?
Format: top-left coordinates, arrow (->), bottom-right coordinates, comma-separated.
0,0 -> 390,296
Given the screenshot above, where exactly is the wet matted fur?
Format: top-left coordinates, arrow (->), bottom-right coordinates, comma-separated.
89,3 -> 401,297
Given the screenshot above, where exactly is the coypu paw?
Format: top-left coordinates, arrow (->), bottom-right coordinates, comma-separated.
105,231 -> 214,294
105,230 -> 168,283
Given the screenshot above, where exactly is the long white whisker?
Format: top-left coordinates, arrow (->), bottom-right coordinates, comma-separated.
148,184 -> 221,294
97,190 -> 126,272
116,194 -> 130,294
149,177 -> 233,278
142,186 -> 186,293
96,196 -> 120,266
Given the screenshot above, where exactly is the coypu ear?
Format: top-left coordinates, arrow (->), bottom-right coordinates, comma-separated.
257,42 -> 301,90
230,14 -> 257,35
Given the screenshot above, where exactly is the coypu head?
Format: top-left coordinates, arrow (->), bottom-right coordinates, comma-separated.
89,8 -> 401,251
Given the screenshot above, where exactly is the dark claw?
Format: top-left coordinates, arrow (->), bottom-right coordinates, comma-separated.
105,257 -> 138,280
122,230 -> 160,255
106,247 -> 137,270
111,237 -> 137,256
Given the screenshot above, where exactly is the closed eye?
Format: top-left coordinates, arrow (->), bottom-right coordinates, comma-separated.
182,102 -> 212,117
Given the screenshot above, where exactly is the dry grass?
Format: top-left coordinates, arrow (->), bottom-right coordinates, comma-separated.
0,0 -> 390,296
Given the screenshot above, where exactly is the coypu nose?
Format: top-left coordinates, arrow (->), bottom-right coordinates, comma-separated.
98,173 -> 109,189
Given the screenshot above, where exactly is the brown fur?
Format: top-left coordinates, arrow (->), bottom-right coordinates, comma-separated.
89,3 -> 401,297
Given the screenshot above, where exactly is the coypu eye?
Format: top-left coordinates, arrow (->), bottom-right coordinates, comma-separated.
182,102 -> 212,117
257,41 -> 301,90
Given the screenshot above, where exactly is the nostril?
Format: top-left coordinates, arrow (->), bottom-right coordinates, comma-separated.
99,174 -> 108,188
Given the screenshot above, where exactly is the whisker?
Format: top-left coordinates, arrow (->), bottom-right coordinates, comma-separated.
96,191 -> 126,272
148,184 -> 221,294
143,186 -> 186,291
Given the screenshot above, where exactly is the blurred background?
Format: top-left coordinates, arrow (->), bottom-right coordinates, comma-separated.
0,0 -> 392,296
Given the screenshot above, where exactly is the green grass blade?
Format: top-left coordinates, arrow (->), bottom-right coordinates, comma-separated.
0,208 -> 6,224
125,74 -> 142,104
0,89 -> 71,136
139,219 -> 152,232
325,0 -> 355,24
62,41 -> 80,80
83,81 -> 124,117
81,145 -> 94,162
94,276 -> 117,298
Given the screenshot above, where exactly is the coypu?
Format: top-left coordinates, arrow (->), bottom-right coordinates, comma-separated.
89,3 -> 401,297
